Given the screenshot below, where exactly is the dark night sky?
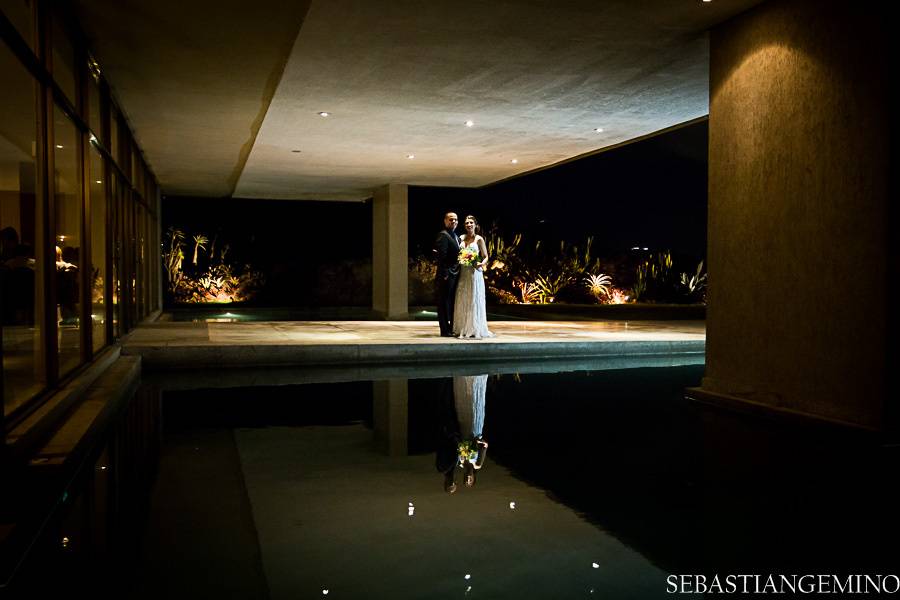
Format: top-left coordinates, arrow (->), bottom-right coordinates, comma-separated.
409,119 -> 708,260
163,119 -> 707,302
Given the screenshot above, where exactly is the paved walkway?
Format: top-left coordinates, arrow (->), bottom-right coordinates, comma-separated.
123,320 -> 706,370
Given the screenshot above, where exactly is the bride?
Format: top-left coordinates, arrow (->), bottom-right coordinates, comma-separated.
453,215 -> 494,339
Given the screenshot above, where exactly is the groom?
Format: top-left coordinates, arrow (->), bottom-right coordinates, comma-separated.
433,212 -> 460,336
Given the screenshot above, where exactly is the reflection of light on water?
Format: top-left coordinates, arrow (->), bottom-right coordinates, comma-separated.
322,589 -> 329,595
509,501 -> 516,510
464,574 -> 471,580
592,562 -> 599,569
408,502 -> 415,517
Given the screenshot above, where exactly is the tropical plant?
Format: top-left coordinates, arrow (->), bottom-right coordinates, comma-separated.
409,256 -> 437,282
559,237 -> 601,281
486,229 -> 522,273
533,272 -> 572,303
162,228 -> 264,304
584,273 -> 612,302
488,287 -> 518,304
162,227 -> 185,285
191,234 -> 208,266
679,260 -> 708,302
631,250 -> 678,302
632,262 -> 648,301
606,287 -> 630,304
516,281 -> 540,304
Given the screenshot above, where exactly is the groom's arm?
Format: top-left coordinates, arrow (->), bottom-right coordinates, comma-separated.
434,233 -> 450,278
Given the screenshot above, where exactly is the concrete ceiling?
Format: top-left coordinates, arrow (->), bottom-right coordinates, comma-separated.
72,0 -> 313,197
73,0 -> 762,201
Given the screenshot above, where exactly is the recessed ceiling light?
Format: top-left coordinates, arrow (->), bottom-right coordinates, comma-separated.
594,127 -> 604,133
317,111 -> 330,117
291,149 -> 302,153
407,154 -> 415,159
702,0 -> 712,3
510,159 -> 518,164
464,120 -> 474,127
96,180 -> 102,184
56,144 -> 64,149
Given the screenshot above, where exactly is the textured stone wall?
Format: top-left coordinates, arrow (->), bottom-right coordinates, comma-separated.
704,0 -> 889,427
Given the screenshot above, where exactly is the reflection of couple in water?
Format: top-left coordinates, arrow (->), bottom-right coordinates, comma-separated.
437,375 -> 489,493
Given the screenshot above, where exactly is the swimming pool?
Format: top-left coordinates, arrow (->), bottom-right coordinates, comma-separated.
119,364 -> 898,599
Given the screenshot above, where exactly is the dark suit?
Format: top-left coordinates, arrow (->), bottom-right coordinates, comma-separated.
435,377 -> 461,475
434,228 -> 460,336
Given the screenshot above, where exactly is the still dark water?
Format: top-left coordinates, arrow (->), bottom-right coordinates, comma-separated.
123,365 -> 897,599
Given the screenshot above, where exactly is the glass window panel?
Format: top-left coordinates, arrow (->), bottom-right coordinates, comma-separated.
52,104 -> 82,376
51,15 -> 77,107
88,72 -> 102,143
89,145 -> 106,352
130,145 -> 137,186
143,207 -> 150,316
135,203 -> 142,319
127,192 -> 135,324
109,171 -> 119,339
1,42 -> 44,413
109,105 -> 119,166
0,0 -> 36,50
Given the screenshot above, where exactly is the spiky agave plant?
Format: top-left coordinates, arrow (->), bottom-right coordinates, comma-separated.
533,272 -> 572,303
584,273 -> 612,302
516,281 -> 540,304
679,260 -> 708,300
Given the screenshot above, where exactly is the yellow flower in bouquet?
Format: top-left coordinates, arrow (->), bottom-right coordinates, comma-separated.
458,440 -> 478,464
457,247 -> 479,267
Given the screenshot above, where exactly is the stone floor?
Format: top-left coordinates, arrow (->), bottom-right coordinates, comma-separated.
123,320 -> 706,370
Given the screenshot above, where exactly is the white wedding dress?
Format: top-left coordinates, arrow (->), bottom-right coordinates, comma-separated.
454,374 -> 487,440
453,239 -> 494,339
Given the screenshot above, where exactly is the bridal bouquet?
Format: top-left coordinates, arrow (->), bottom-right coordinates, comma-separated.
457,440 -> 479,465
457,247 -> 479,267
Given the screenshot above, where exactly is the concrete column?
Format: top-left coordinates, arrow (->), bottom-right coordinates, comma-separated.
373,379 -> 408,456
697,0 -> 891,430
371,183 -> 408,319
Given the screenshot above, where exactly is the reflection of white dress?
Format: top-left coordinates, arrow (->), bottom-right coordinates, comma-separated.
454,374 -> 487,439
453,239 -> 494,339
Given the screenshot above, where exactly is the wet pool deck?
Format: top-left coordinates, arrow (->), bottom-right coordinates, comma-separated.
122,320 -> 706,370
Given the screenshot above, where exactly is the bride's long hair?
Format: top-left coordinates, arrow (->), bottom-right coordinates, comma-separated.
463,215 -> 482,236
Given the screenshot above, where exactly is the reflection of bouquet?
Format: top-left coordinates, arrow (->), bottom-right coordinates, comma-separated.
458,247 -> 479,267
458,440 -> 478,465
